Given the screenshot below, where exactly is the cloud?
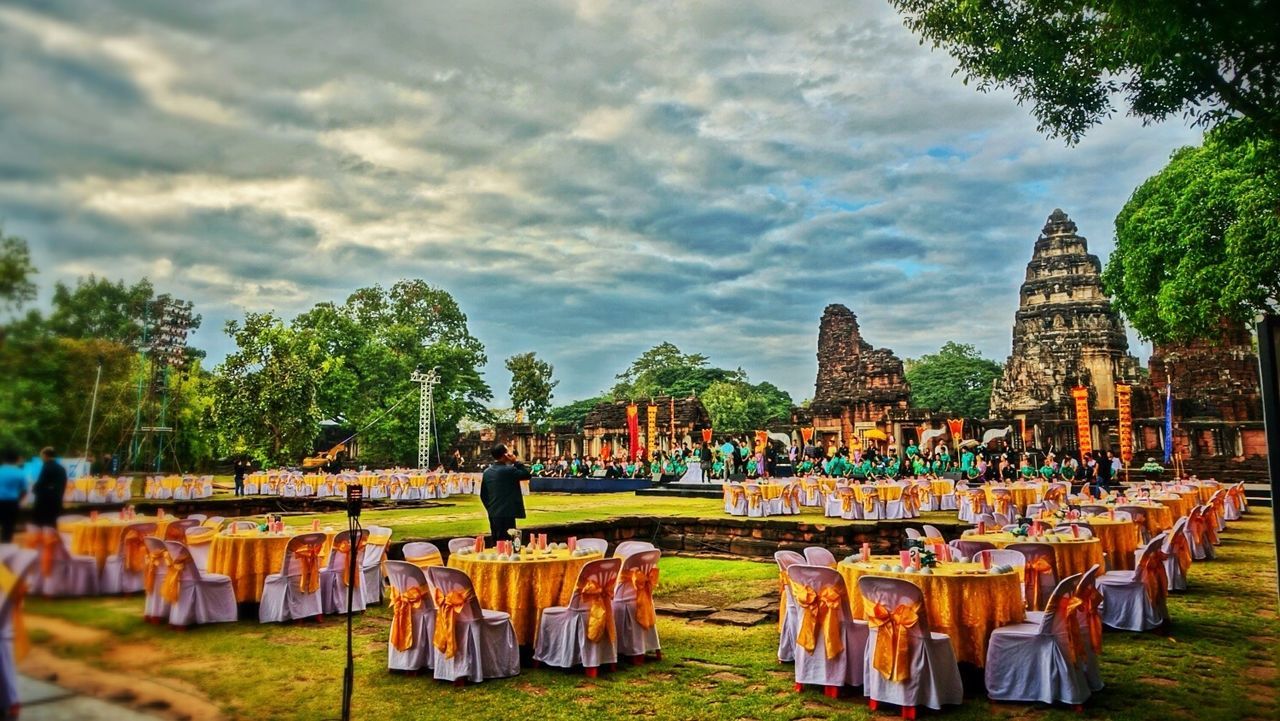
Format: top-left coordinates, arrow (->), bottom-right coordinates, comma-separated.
0,0 -> 1200,404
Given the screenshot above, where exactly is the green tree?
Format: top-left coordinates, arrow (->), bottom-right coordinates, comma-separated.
545,395 -> 612,430
888,0 -> 1280,143
505,352 -> 558,425
905,342 -> 1003,418
701,379 -> 794,433
1103,122 -> 1280,343
0,228 -> 36,313
291,280 -> 492,465
212,313 -> 328,464
610,342 -> 741,399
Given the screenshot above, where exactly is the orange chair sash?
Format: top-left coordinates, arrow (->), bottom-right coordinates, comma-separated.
623,567 -> 659,629
1139,549 -> 1169,606
334,540 -> 365,588
122,530 -> 149,575
862,491 -> 878,514
0,566 -> 28,661
389,584 -> 428,652
25,534 -> 58,578
865,600 -> 920,682
839,492 -> 854,514
1056,594 -> 1087,666
1025,557 -> 1054,610
1077,586 -> 1103,654
293,544 -> 323,594
579,579 -> 617,643
1168,532 -> 1193,573
143,549 -> 169,595
432,587 -> 474,659
968,492 -> 984,514
791,582 -> 845,660
993,495 -> 1012,515
161,557 -> 186,603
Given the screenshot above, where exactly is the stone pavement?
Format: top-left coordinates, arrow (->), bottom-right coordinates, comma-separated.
13,675 -> 160,721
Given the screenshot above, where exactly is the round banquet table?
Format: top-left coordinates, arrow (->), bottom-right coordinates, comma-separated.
983,483 -> 1046,514
67,516 -> 172,569
1081,517 -> 1141,571
448,548 -> 603,645
929,479 -> 955,499
837,557 -> 1025,667
962,531 -> 1105,579
1152,494 -> 1194,521
207,529 -> 338,603
756,483 -> 785,501
853,484 -> 904,503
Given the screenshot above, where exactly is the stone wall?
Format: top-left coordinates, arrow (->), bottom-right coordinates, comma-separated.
811,304 -> 911,422
1147,322 -> 1263,423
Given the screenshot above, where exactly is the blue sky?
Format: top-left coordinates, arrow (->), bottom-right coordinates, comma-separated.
0,0 -> 1201,406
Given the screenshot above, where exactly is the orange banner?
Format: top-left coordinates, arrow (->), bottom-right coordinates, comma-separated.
1116,383 -> 1133,465
946,418 -> 964,444
1072,386 -> 1092,457
646,404 -> 658,458
701,428 -> 713,444
800,427 -> 814,444
755,430 -> 768,453
626,404 -> 640,461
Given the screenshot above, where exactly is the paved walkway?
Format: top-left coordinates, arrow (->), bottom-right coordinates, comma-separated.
15,675 -> 160,721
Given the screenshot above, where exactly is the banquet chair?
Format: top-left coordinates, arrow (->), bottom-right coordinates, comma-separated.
1053,525 -> 1094,539
1208,491 -> 1228,533
202,516 -> 226,530
766,484 -> 787,516
723,484 -> 747,516
100,522 -> 159,594
976,513 -> 997,528
1079,505 -> 1109,516
905,528 -> 922,541
989,488 -> 1016,518
984,573 -> 1091,707
1070,565 -> 1105,692
1137,521 -> 1191,592
184,526 -> 217,572
164,519 -> 202,542
782,482 -> 803,515
787,564 -> 868,697
259,532 -> 328,623
1096,536 -> 1169,632
936,480 -> 957,511
948,539 -> 995,561
576,538 -> 609,555
533,558 -> 622,676
385,561 -> 436,673
1115,506 -> 1152,543
228,520 -> 259,533
187,514 -> 207,523
800,478 -> 824,507
401,542 -> 444,569
1,549 -> 39,721
921,525 -> 943,540
613,549 -> 662,662
1026,482 -> 1069,518
972,549 -> 1026,577
363,526 -> 394,605
858,485 -> 883,520
244,475 -> 260,495
992,512 -> 1013,527
831,487 -> 857,520
857,576 -> 964,715
775,550 -> 805,663
141,537 -> 172,622
57,514 -> 85,550
1185,507 -> 1216,561
1007,543 -> 1058,611
448,537 -> 476,554
613,541 -> 657,559
1223,483 -> 1245,520
162,541 -> 237,628
744,483 -> 767,518
425,566 -> 520,684
27,528 -> 98,597
957,488 -> 989,523
321,529 -> 370,615
803,547 -> 837,568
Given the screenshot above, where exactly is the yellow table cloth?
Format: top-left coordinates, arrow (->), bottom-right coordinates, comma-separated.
1082,517 -> 1141,571
68,517 -> 172,569
853,484 -> 905,503
983,483 -> 1046,513
929,479 -> 955,499
1191,484 -> 1217,504
207,529 -> 338,603
756,484 -> 785,501
448,548 -> 602,645
963,532 -> 1105,579
1153,495 -> 1193,520
837,557 -> 1025,667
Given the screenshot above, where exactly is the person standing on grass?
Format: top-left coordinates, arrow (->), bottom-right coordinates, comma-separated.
0,449 -> 28,542
233,457 -> 249,496
32,447 -> 67,531
480,444 -> 529,545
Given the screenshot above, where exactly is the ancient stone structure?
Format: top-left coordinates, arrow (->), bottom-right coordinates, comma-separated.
581,396 -> 711,458
989,209 -> 1146,450
1141,322 -> 1266,459
802,304 -> 912,451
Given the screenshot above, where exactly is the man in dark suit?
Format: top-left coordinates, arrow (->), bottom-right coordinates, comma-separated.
32,446 -> 67,529
480,444 -> 530,544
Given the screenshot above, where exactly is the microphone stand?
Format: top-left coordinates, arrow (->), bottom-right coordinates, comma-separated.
341,486 -> 363,721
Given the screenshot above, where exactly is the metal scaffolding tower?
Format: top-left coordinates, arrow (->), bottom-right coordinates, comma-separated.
411,367 -> 441,471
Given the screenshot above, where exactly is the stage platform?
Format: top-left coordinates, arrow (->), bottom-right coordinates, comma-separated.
635,481 -> 722,499
530,477 -> 654,493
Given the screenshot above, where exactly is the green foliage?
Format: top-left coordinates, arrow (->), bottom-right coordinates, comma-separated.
545,395 -> 611,430
889,0 -> 1280,143
505,351 -> 558,424
904,341 -> 1002,418
0,227 -> 36,313
699,379 -> 792,433
291,280 -> 492,465
610,342 -> 742,399
1103,121 -> 1280,343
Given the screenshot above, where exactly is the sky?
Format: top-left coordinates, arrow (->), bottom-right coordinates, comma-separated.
0,0 -> 1203,407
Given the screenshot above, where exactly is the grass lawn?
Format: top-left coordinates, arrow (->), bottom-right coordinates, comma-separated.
24,508 -> 1280,721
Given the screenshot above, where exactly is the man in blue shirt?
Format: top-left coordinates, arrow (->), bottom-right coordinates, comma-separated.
0,448 -> 29,542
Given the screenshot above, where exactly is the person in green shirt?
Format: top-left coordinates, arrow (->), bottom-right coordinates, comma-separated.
905,442 -> 919,459
1019,460 -> 1036,480
939,449 -> 951,469
912,457 -> 926,477
530,459 -> 545,476
746,458 -> 758,477
959,449 -> 976,477
797,459 -> 813,474
930,457 -> 945,476
1060,461 -> 1076,482
1038,462 -> 1056,480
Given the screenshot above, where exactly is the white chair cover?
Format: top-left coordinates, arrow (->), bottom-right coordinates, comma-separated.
790,565 -> 868,690
425,566 -> 520,683
774,550 -> 805,663
905,528 -> 922,541
612,550 -> 661,658
28,528 -> 98,597
984,573 -> 1092,705
613,541 -> 657,559
163,541 -> 237,627
141,537 -> 172,622
259,533 -> 327,623
1096,536 -> 1169,632
803,547 -> 837,568
1007,542 -> 1058,611
385,561 -> 436,672
101,522 -> 159,595
1,549 -> 38,716
448,538 -> 476,554
533,558 -> 622,671
321,529 -> 369,615
576,538 -> 609,555
922,525 -> 943,540
857,576 -> 964,711
363,527 -> 394,606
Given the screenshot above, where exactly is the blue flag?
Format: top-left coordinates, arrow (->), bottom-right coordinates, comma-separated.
1163,384 -> 1173,466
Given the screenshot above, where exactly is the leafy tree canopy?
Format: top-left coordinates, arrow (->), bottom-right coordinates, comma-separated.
889,0 -> 1280,144
545,395 -> 612,430
610,342 -> 742,399
904,342 -> 1003,418
1102,121 -> 1280,343
0,227 -> 36,313
701,379 -> 794,433
505,352 -> 558,425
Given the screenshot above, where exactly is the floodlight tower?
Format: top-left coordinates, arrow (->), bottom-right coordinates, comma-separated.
411,367 -> 441,471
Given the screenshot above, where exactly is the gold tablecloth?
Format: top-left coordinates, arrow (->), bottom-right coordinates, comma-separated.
929,480 -> 955,499
1153,495 -> 1193,520
1192,484 -> 1217,504
1082,518 -> 1141,571
68,517 -> 172,569
207,529 -> 338,602
853,484 -> 905,503
983,483 -> 1046,513
837,558 -> 1025,667
757,484 -> 785,501
448,549 -> 602,644
964,532 -> 1105,579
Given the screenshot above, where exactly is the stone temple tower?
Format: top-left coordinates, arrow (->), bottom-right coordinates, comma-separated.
989,209 -> 1144,420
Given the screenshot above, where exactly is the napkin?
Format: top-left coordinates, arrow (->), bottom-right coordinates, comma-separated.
473,535 -> 485,553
